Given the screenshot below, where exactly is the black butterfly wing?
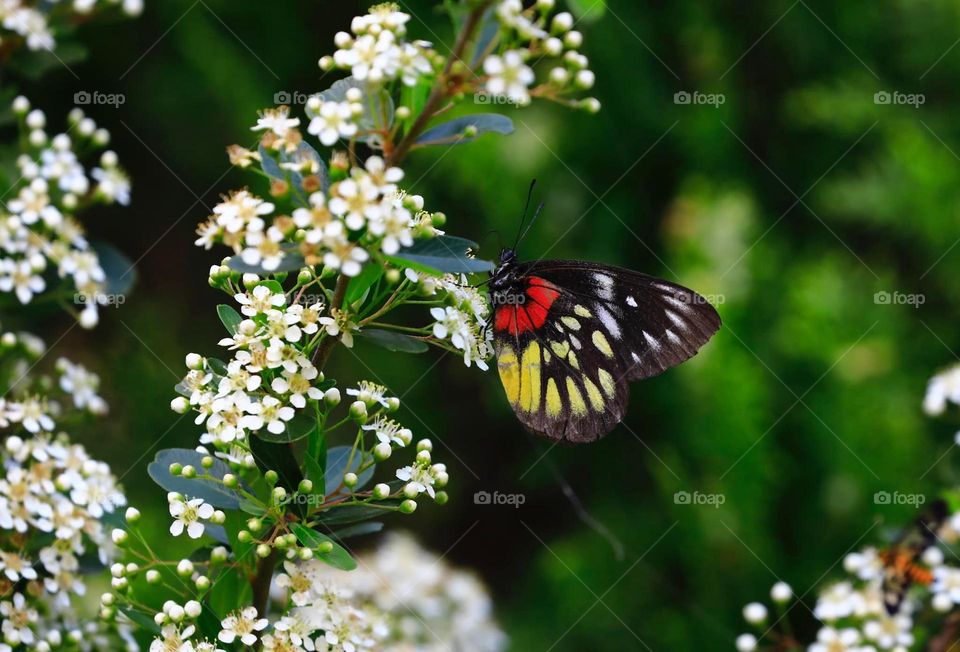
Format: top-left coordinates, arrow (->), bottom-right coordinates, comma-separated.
523,260 -> 721,379
492,259 -> 721,444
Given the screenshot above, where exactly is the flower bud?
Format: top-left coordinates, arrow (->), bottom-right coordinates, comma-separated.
169,463 -> 183,476
416,450 -> 431,464
373,483 -> 391,499
564,30 -> 583,49
256,544 -> 272,558
146,570 -> 161,584
111,529 -> 128,545
125,507 -> 141,523
247,518 -> 263,533
349,400 -> 368,421
417,439 -> 432,452
298,479 -> 314,493
176,560 -> 194,577
400,499 -> 418,514
264,470 -> 279,485
324,387 -> 341,406
403,483 -> 420,499
386,397 -> 400,411
742,603 -> 767,624
435,491 -> 449,505
185,600 -> 202,618
170,397 -> 189,414
770,582 -> 792,603
552,11 -> 573,32
544,37 -> 564,57
575,69 -> 595,90
374,443 -> 392,461
223,473 -> 238,488
185,352 -> 203,369
210,546 -> 229,564
343,472 -> 358,488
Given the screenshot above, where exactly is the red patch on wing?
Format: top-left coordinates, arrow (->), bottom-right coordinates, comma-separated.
494,277 -> 561,336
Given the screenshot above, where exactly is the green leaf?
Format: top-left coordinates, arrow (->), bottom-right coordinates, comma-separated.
324,446 -> 375,495
119,607 -> 161,635
389,235 -> 494,273
248,436 -> 303,493
472,6 -> 500,66
316,503 -> 399,525
332,521 -> 384,542
92,241 -> 137,297
358,329 -> 429,354
252,409 -> 316,443
206,358 -> 228,376
216,304 -> 243,335
258,143 -> 285,180
147,449 -> 243,509
207,571 -> 251,621
291,523 -> 357,571
416,114 -> 514,146
566,0 -> 606,22
345,264 -> 383,305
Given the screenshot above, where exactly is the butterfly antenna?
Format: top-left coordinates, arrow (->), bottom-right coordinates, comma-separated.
516,201 -> 545,250
512,179 -> 538,250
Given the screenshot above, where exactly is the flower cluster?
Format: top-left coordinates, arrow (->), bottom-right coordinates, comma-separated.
197,151 -> 440,278
321,3 -> 435,86
171,284 -> 328,444
0,0 -> 142,54
484,0 -> 599,110
1,97 -> 132,328
0,333 -> 131,650
427,274 -> 493,369
738,365 -> 960,651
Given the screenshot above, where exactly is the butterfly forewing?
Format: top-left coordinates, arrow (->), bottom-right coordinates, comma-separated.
491,258 -> 721,443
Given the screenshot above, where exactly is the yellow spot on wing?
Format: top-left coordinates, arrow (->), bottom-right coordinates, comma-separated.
545,378 -> 562,417
566,377 -> 587,416
550,340 -> 570,358
519,342 -> 541,413
561,316 -> 581,331
598,368 -> 616,398
574,305 -> 592,318
497,345 -> 520,406
568,351 -> 580,369
583,377 -> 605,412
592,330 -> 614,358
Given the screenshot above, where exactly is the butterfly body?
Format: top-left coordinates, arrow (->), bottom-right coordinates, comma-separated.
489,249 -> 721,444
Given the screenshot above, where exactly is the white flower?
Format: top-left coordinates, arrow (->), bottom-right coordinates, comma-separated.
346,381 -> 391,408
169,497 -> 215,539
271,365 -> 324,408
213,190 -> 273,235
814,582 -> 861,621
218,607 -> 268,646
809,626 -> 861,652
483,50 -> 535,105
235,284 -> 285,317
241,226 -> 286,271
318,310 -> 360,348
252,106 -> 300,138
362,415 -> 411,447
932,565 -> 960,605
0,258 -> 46,304
275,561 -> 319,607
242,395 -> 295,434
307,100 -> 359,146
329,176 -> 381,230
150,624 -> 197,652
396,461 -> 436,498
863,613 -> 913,649
92,165 -> 131,205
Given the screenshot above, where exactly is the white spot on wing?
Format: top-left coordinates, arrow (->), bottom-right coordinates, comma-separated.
569,334 -> 581,350
626,295 -> 637,307
593,272 -> 614,300
665,310 -> 687,331
666,329 -> 681,343
643,331 -> 660,351
596,306 -> 621,339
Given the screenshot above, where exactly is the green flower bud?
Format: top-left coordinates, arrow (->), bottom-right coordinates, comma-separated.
256,544 -> 272,558
298,479 -> 314,493
264,470 -> 279,485
400,499 -> 418,514
435,490 -> 449,505
343,472 -> 358,488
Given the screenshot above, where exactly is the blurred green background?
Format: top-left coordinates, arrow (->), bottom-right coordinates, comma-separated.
12,0 -> 960,649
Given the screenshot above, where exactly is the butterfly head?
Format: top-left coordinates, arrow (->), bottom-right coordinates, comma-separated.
490,248 -> 519,292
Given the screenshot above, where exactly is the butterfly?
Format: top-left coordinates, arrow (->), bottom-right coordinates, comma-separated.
879,498 -> 947,615
487,186 -> 721,444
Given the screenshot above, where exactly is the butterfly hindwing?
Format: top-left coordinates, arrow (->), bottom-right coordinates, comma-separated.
491,258 -> 721,443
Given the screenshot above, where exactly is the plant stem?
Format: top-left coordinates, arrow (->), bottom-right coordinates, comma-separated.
386,1 -> 490,167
